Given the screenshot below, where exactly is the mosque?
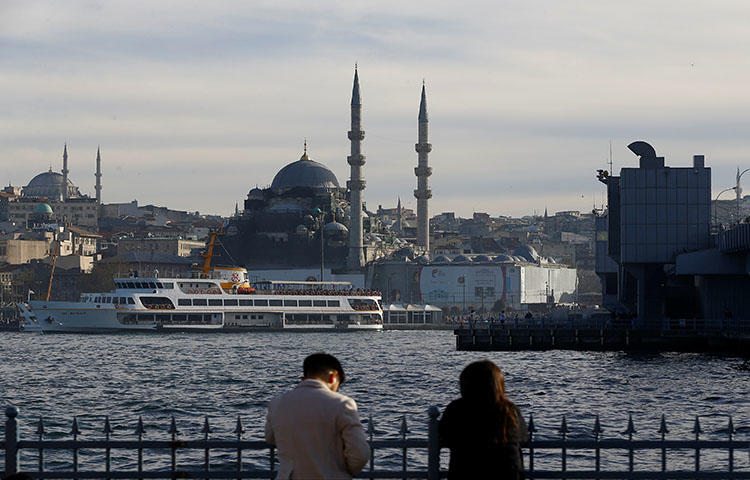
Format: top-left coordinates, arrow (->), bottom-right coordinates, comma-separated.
1,145 -> 102,230
223,68 -> 433,273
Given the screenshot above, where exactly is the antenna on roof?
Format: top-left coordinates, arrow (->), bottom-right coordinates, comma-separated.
608,139 -> 614,175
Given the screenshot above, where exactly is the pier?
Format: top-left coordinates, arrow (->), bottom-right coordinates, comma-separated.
3,406 -> 749,479
454,318 -> 750,355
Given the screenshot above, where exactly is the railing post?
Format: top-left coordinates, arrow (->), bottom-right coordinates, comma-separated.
5,406 -> 19,476
427,406 -> 440,480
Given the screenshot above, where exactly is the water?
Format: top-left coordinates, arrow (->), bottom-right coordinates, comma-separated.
1,330 -> 749,472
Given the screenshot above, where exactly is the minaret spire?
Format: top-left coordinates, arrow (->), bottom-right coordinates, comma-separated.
414,81 -> 432,254
95,146 -> 102,204
62,143 -> 69,201
346,66 -> 366,270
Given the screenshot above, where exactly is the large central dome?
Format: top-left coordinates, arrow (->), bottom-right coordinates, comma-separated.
23,169 -> 81,199
271,150 -> 339,194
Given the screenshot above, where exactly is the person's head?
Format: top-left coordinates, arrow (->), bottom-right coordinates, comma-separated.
303,352 -> 345,392
459,359 -> 506,405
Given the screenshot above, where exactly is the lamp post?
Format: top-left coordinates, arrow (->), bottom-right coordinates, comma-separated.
736,168 -> 750,222
714,187 -> 737,227
313,208 -> 325,283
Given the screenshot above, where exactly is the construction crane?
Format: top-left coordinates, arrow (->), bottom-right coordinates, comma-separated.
46,241 -> 59,302
193,230 -> 222,278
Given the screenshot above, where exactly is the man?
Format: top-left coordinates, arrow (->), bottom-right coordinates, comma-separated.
265,353 -> 370,480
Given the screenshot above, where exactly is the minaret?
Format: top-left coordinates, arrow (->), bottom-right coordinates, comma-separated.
346,66 -> 366,270
414,82 -> 432,253
396,196 -> 403,234
62,143 -> 69,200
95,146 -> 102,204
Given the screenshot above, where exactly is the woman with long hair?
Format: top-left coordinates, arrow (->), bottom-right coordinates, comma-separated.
439,360 -> 527,479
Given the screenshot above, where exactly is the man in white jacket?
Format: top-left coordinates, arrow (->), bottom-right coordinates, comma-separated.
265,353 -> 370,480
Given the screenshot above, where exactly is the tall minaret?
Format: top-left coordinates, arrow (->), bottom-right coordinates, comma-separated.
414,82 -> 432,253
346,66 -> 366,270
95,146 -> 102,204
62,143 -> 69,200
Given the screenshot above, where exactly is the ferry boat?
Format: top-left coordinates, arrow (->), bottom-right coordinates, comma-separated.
18,232 -> 383,333
19,272 -> 383,333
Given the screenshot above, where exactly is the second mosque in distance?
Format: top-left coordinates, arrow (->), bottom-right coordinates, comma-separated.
224,68 -> 432,272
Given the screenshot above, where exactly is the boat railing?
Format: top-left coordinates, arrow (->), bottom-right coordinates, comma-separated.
3,407 -> 749,479
251,288 -> 382,297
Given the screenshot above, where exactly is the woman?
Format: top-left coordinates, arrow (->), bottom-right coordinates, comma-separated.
439,360 -> 527,479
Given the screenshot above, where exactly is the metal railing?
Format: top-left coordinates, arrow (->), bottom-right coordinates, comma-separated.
3,406 -> 749,479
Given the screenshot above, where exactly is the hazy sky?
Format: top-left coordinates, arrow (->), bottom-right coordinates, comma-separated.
3,1 -> 750,217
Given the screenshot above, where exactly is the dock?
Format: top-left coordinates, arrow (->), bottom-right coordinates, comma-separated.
454,325 -> 750,355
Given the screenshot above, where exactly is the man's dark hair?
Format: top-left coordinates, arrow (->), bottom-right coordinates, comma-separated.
303,353 -> 345,383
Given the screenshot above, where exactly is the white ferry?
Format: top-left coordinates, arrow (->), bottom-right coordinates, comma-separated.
18,268 -> 384,333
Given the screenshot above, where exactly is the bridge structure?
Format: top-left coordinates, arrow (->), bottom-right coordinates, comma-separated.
3,406 -> 749,479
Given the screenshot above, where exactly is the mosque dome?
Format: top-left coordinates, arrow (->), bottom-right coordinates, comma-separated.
493,254 -> 513,263
513,244 -> 541,263
473,255 -> 491,263
24,170 -> 80,199
433,255 -> 452,263
247,188 -> 264,200
324,221 -> 349,235
34,202 -> 53,214
271,150 -> 339,194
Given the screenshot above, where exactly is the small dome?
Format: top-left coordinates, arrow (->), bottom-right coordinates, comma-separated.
34,202 -> 53,214
453,255 -> 470,263
414,255 -> 429,264
324,221 -> 349,234
493,254 -> 513,263
270,150 -> 340,194
473,255 -> 491,263
247,188 -> 264,200
513,244 -> 540,263
433,255 -> 452,263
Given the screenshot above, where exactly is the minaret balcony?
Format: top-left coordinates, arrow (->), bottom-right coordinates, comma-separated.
348,130 -> 366,141
347,154 -> 366,166
347,179 -> 367,191
414,189 -> 432,200
415,143 -> 432,153
414,166 -> 433,177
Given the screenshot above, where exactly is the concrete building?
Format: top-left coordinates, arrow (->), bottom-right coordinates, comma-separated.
117,237 -> 205,257
0,234 -> 49,264
597,141 -> 712,324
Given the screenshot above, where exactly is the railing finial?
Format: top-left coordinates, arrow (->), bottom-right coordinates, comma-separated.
103,416 -> 112,435
233,415 -> 245,435
6,405 -> 19,418
169,416 -> 179,436
36,415 -> 45,436
399,415 -> 409,436
527,412 -> 536,433
624,414 -> 636,435
658,414 -> 669,435
559,415 -> 570,434
202,415 -> 211,434
692,415 -> 702,435
593,415 -> 602,435
135,416 -> 145,436
71,416 -> 81,435
728,415 -> 735,435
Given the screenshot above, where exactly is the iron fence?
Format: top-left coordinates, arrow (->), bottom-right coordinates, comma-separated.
3,406 -> 749,479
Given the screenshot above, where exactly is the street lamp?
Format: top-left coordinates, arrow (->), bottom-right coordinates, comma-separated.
312,207 -> 325,283
714,186 -> 737,227
736,168 -> 750,222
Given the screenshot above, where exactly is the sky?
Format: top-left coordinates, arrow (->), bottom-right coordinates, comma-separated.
3,1 -> 750,218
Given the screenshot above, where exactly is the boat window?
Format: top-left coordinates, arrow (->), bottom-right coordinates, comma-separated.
126,282 -> 135,288
208,299 -> 222,306
242,314 -> 248,319
155,314 -> 171,323
258,314 -> 264,319
224,299 -> 238,306
172,314 -> 186,322
188,314 -> 204,324
95,297 -> 102,303
255,299 -> 268,306
127,298 -> 134,304
119,297 -> 127,304
269,299 -> 282,306
299,300 -> 312,307
178,299 -> 191,306
313,300 -> 326,307
104,297 -> 111,303
118,313 -> 137,324
156,282 -> 163,289
162,282 -> 173,289
137,314 -> 155,322
193,298 -> 208,306
327,300 -> 340,307
284,300 -> 297,307
147,282 -> 156,289
239,299 -> 253,306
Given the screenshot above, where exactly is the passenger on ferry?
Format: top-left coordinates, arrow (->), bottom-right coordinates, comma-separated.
439,360 -> 527,480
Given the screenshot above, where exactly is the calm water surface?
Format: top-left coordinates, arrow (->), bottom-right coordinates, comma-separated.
1,330 -> 749,471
